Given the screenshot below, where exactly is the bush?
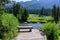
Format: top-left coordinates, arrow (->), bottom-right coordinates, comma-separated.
40,22 -> 59,40
0,13 -> 19,40
57,22 -> 60,35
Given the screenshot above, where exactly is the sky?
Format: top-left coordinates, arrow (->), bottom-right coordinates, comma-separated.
11,0 -> 60,2
12,0 -> 32,2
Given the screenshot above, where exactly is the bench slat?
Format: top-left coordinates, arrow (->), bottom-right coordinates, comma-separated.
18,26 -> 33,32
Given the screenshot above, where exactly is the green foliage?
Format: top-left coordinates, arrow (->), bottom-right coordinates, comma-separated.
40,22 -> 59,40
27,14 -> 53,23
13,3 -> 29,22
52,5 -> 59,24
40,8 -> 46,16
57,7 -> 60,18
0,13 -> 19,40
13,3 -> 21,18
0,0 -> 9,3
21,9 -> 29,22
0,3 -> 6,15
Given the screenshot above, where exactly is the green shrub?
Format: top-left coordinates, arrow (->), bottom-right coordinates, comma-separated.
57,22 -> 60,35
40,22 -> 59,40
0,13 -> 19,40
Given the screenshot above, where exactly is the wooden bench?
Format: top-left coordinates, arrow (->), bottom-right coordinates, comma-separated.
18,26 -> 33,32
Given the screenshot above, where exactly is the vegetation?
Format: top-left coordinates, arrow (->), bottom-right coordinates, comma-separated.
0,1 -> 20,40
40,22 -> 60,40
21,9 -> 29,22
27,14 -> 53,23
0,1 -> 29,40
38,5 -> 60,40
0,0 -> 9,3
39,5 -> 60,40
0,13 -> 19,40
13,3 -> 29,22
52,5 -> 59,24
13,3 -> 21,18
39,8 -> 46,16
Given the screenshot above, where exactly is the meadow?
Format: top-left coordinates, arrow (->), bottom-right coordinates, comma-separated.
27,14 -> 53,23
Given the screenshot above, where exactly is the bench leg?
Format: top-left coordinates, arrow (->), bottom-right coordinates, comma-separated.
29,29 -> 31,32
18,29 -> 20,32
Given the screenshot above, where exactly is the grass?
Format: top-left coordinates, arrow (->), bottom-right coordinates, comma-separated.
27,14 -> 53,23
58,36 -> 60,40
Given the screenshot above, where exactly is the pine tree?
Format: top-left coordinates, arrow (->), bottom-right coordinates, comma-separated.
21,9 -> 29,22
0,0 -> 9,3
52,5 -> 59,24
13,3 -> 20,18
39,8 -> 46,16
0,0 -> 9,13
57,7 -> 60,18
40,8 -> 44,16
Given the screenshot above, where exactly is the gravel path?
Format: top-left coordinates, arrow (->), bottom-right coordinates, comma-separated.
14,29 -> 46,40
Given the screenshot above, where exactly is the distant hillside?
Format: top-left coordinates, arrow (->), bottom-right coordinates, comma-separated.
5,0 -> 60,10
19,0 -> 60,9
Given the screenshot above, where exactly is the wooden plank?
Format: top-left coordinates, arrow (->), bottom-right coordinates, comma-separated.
18,26 -> 33,29
18,26 -> 33,32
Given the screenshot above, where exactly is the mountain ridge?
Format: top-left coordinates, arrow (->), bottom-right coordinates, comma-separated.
20,0 -> 60,9
5,0 -> 60,10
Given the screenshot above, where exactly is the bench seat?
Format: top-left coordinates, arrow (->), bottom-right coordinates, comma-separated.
18,26 -> 33,32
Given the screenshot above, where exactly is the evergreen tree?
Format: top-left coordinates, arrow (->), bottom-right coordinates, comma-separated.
40,8 -> 44,16
39,8 -> 46,16
52,5 -> 59,24
0,0 -> 9,13
57,7 -> 60,18
0,0 -> 9,3
13,3 -> 25,22
21,9 -> 29,22
13,3 -> 20,18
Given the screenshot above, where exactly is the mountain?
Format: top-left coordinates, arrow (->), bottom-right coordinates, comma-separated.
5,0 -> 60,10
19,0 -> 60,9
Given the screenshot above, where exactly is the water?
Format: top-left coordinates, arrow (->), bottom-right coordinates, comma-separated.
20,23 -> 43,29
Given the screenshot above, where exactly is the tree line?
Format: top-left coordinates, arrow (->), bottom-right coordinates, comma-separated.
12,3 -> 29,22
